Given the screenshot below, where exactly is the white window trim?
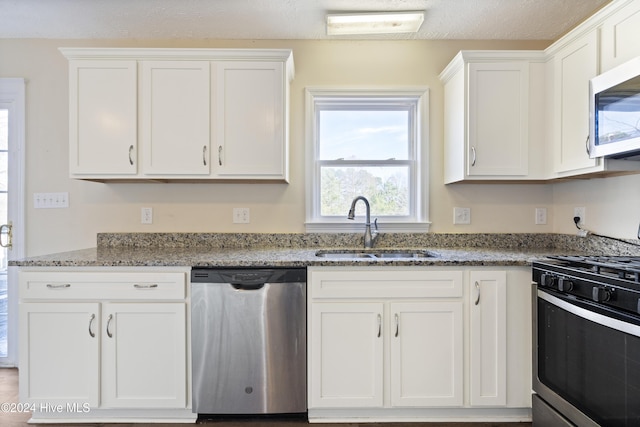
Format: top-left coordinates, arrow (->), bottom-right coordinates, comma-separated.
304,87 -> 431,233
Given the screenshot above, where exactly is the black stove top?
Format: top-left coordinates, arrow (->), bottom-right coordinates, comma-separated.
545,255 -> 640,283
533,255 -> 640,318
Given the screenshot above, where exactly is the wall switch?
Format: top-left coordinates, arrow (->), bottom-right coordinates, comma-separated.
535,207 -> 547,225
34,192 -> 69,209
574,206 -> 586,226
141,207 -> 153,224
453,207 -> 471,225
233,208 -> 250,224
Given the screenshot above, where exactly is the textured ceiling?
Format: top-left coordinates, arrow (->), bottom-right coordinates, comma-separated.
0,0 -> 612,40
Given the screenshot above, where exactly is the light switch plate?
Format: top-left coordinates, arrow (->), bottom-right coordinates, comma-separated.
34,192 -> 69,209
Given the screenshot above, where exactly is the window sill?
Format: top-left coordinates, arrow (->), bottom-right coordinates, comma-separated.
305,221 -> 432,234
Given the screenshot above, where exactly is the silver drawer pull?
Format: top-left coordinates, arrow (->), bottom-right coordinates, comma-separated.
474,281 -> 481,305
133,283 -> 159,289
377,314 -> 382,338
46,283 -> 71,289
106,314 -> 114,338
88,314 -> 96,338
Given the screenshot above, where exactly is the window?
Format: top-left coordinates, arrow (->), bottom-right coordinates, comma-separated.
305,88 -> 430,232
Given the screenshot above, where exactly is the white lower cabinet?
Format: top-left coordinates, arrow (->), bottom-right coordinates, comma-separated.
390,301 -> 463,407
20,302 -> 101,406
310,302 -> 384,408
308,266 -> 531,423
18,268 -> 194,423
469,270 -> 507,406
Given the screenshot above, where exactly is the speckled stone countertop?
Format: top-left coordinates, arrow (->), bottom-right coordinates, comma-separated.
11,232 -> 640,268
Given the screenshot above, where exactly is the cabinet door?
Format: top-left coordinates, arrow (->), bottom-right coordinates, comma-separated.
600,0 -> 640,72
69,60 -> 137,176
469,271 -> 507,406
389,301 -> 463,407
467,62 -> 529,177
19,303 -> 100,406
553,30 -> 599,173
141,61 -> 210,176
101,303 -> 187,408
213,61 -> 287,181
309,302 -> 384,408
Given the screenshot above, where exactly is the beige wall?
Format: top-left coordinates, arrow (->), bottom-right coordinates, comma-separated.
3,37 -> 638,257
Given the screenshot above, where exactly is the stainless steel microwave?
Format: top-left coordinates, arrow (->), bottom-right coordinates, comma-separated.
589,56 -> 640,159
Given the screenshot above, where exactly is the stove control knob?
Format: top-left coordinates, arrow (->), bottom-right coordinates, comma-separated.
592,287 -> 612,303
541,273 -> 556,288
558,278 -> 573,292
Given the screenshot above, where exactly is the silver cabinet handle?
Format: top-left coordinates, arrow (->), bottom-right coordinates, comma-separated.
218,145 -> 223,166
474,281 -> 481,305
133,283 -> 158,289
128,145 -> 134,166
471,146 -> 477,166
106,314 -> 113,338
585,135 -> 590,156
88,314 -> 96,338
377,313 -> 382,338
46,283 -> 71,289
203,145 -> 207,166
0,223 -> 12,249
394,313 -> 399,337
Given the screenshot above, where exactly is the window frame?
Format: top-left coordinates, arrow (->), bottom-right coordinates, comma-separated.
304,87 -> 430,233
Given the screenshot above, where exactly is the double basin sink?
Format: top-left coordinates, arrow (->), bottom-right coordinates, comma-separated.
315,249 -> 435,259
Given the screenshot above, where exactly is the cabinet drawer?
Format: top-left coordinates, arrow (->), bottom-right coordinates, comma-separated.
19,271 -> 186,300
309,268 -> 463,299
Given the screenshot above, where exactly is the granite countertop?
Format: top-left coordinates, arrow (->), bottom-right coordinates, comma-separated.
11,232 -> 640,268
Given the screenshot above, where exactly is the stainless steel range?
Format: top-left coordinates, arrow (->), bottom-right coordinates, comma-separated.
532,256 -> 640,427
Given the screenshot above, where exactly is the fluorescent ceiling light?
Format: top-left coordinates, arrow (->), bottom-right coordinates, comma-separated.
326,11 -> 425,35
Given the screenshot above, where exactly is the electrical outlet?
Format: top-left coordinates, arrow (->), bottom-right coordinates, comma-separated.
141,207 -> 153,224
453,207 -> 471,225
233,208 -> 250,224
574,207 -> 586,226
535,207 -> 547,225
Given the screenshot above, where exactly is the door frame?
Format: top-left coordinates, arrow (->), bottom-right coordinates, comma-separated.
0,78 -> 26,367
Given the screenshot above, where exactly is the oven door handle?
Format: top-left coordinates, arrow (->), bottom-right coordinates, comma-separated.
538,289 -> 640,338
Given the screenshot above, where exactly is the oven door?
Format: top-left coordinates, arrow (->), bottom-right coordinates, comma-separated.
533,286 -> 640,427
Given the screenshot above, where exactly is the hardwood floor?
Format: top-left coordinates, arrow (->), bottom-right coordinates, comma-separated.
0,368 -> 531,427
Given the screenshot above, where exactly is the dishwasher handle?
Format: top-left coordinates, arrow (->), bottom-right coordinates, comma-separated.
231,282 -> 265,291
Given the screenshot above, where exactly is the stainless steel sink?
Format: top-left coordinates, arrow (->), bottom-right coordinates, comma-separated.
315,250 -> 434,259
314,251 -> 375,259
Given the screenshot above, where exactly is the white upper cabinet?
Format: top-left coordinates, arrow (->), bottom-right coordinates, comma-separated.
213,61 -> 289,181
550,30 -> 600,175
600,0 -> 640,72
68,60 -> 138,177
61,48 -> 294,182
440,51 -> 546,183
141,61 -> 210,177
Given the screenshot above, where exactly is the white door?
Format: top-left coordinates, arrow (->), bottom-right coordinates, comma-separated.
213,61 -> 286,179
0,78 -> 25,367
469,271 -> 507,406
101,302 -> 187,408
19,302 -> 100,406
389,301 -> 463,407
309,302 -> 384,408
141,61 -> 210,176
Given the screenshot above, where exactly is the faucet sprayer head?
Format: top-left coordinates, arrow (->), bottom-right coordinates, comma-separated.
347,206 -> 356,220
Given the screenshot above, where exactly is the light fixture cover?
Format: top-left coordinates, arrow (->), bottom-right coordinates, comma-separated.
326,11 -> 425,35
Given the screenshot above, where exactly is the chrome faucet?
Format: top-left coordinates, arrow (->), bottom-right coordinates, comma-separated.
348,196 -> 379,249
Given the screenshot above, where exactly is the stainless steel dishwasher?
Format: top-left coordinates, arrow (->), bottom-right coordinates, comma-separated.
191,268 -> 306,415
